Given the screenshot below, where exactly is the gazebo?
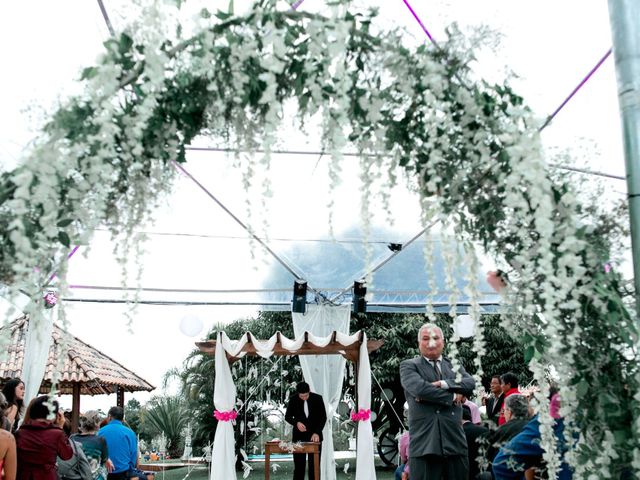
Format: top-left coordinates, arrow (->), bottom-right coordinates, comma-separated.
0,316 -> 154,430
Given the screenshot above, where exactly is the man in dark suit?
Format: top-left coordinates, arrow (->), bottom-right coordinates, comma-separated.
400,323 -> 476,479
462,405 -> 489,479
285,382 -> 327,480
485,375 -> 504,426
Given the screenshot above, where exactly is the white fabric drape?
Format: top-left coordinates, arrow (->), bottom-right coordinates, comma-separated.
208,324 -> 376,479
210,332 -> 237,480
355,332 -> 376,479
22,310 -> 54,409
292,304 -> 351,480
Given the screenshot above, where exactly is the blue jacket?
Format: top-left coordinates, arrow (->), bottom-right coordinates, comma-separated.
492,415 -> 572,480
98,420 -> 137,474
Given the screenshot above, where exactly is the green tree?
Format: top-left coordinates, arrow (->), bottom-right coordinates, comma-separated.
173,310 -> 529,458
124,399 -> 144,438
350,312 -> 529,443
143,396 -> 187,458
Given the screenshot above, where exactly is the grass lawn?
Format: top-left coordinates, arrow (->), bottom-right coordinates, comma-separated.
156,461 -> 397,480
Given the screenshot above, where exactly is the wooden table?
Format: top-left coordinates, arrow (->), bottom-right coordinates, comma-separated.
264,441 -> 320,480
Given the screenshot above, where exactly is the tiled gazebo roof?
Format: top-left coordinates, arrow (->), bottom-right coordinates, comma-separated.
0,316 -> 154,395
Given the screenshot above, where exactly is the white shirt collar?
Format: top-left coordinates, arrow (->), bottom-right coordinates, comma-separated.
423,355 -> 442,363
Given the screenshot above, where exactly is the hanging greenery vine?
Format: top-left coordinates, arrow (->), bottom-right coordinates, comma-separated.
0,0 -> 637,476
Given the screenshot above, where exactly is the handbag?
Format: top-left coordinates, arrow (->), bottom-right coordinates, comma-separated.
59,441 -> 91,480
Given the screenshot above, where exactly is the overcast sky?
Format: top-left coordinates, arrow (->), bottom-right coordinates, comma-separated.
0,0 -> 628,412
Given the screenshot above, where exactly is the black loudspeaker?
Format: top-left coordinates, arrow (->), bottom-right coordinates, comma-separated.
352,280 -> 367,314
292,279 -> 308,314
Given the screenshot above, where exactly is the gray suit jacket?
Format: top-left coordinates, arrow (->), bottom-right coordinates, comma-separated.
400,356 -> 475,457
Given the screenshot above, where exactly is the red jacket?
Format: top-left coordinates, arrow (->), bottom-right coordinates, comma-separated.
15,420 -> 73,480
498,388 -> 520,426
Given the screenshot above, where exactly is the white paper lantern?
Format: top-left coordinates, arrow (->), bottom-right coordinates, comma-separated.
179,314 -> 203,337
454,314 -> 475,338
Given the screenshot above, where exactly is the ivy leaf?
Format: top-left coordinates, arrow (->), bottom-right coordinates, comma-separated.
80,67 -> 98,81
118,33 -> 134,56
214,10 -> 232,20
58,231 -> 71,248
576,379 -> 589,397
524,345 -> 535,363
56,219 -> 73,228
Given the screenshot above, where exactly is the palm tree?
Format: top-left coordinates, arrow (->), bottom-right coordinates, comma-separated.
143,396 -> 187,458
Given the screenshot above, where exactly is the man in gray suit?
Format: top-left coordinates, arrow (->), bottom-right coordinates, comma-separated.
400,323 -> 476,479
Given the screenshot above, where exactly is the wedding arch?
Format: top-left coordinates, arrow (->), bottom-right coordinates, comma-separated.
197,320 -> 382,479
0,0 -> 637,476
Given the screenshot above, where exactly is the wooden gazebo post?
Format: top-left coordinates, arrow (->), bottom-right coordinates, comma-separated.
71,382 -> 81,432
116,386 -> 125,408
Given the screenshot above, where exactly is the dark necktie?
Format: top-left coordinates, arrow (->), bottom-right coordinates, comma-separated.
432,360 -> 442,380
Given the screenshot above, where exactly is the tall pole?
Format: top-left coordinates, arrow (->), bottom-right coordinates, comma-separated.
71,383 -> 81,433
608,0 -> 640,313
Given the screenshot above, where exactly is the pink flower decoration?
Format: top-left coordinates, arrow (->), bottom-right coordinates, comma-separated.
350,408 -> 371,422
213,409 -> 238,422
43,291 -> 58,309
604,263 -> 612,274
486,271 -> 507,292
550,393 -> 561,420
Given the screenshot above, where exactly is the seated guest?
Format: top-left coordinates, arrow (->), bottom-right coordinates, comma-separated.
395,431 -> 409,480
15,396 -> 73,480
485,394 -> 531,466
492,393 -> 572,479
462,405 -> 488,480
98,407 -> 153,480
99,407 -> 137,480
457,393 -> 482,425
71,411 -> 111,480
0,393 -> 16,480
497,373 -> 520,426
58,419 -> 93,480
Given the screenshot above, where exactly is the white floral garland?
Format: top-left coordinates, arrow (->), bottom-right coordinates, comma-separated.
0,1 -> 635,476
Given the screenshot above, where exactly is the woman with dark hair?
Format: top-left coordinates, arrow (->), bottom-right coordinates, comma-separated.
2,378 -> 25,433
0,392 -> 17,480
15,396 -> 73,480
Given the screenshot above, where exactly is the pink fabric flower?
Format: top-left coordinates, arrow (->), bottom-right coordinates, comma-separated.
214,409 -> 238,422
351,408 -> 371,422
43,291 -> 58,309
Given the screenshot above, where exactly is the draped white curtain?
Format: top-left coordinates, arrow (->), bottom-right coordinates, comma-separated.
355,332 -> 376,479
208,321 -> 376,479
210,332 -> 237,480
292,304 -> 351,480
22,310 -> 54,409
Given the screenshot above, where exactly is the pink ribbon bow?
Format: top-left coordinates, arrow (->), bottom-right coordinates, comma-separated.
351,408 -> 371,422
214,410 -> 238,422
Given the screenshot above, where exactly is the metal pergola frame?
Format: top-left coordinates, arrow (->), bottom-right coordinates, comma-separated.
56,0 -> 628,312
